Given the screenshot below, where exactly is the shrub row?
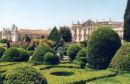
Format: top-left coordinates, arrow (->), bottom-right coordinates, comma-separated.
1,47 -> 29,62
31,44 -> 60,65
110,43 -> 130,73
5,66 -> 47,84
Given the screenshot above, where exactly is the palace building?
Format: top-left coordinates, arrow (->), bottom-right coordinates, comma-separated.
71,20 -> 123,42
1,24 -> 49,42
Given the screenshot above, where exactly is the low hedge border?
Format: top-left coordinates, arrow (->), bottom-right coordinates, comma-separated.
0,63 -> 17,67
40,65 -> 80,70
70,73 -> 117,84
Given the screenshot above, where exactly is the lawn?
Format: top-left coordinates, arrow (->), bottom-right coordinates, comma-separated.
89,74 -> 130,84
0,62 -> 130,84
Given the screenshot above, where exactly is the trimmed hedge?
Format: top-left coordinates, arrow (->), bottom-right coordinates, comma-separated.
75,49 -> 88,68
0,46 -> 6,58
5,66 -> 47,84
31,44 -> 54,63
87,26 -> 121,70
110,43 -> 130,72
44,52 -> 59,65
1,47 -> 29,62
1,47 -> 21,62
67,44 -> 82,61
18,48 -> 30,61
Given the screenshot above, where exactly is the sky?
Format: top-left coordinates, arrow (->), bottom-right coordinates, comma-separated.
0,0 -> 127,30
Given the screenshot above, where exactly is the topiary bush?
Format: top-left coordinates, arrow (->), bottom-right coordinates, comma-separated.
109,43 -> 130,73
18,48 -> 30,61
87,26 -> 121,70
44,52 -> 59,65
31,44 -> 54,63
75,49 -> 88,68
5,66 -> 47,84
1,47 -> 21,62
0,46 -> 6,58
67,44 -> 82,61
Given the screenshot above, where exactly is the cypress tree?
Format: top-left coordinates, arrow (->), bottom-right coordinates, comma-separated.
124,0 -> 130,41
48,27 -> 60,43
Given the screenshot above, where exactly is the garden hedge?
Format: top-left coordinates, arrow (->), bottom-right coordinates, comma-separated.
75,49 -> 88,68
44,52 -> 59,65
67,44 -> 82,61
0,46 -> 6,58
87,26 -> 121,69
31,44 -> 54,63
5,66 -> 47,84
110,43 -> 130,72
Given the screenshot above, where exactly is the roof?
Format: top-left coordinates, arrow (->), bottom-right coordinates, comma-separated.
83,20 -> 95,26
18,29 -> 49,35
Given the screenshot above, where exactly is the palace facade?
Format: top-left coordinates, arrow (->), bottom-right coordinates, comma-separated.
71,20 -> 123,42
1,24 -> 49,42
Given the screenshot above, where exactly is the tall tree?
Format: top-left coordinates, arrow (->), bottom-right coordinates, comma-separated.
124,0 -> 130,41
59,26 -> 72,42
48,27 -> 60,43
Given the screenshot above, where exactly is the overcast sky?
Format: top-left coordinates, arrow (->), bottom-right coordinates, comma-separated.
0,0 -> 127,30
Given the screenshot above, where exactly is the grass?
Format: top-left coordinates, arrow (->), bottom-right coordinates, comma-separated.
89,74 -> 130,84
0,62 -> 130,84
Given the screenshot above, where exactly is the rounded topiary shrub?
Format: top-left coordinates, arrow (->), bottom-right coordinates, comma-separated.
75,49 -> 88,68
109,43 -> 130,72
1,47 -> 22,62
44,52 -> 59,65
67,44 -> 82,61
31,44 -> 54,63
0,46 -> 6,58
18,48 -> 30,61
87,26 -> 121,70
5,66 -> 47,84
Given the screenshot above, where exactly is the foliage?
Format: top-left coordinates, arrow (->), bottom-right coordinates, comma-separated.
89,74 -> 130,84
17,48 -> 30,61
124,0 -> 130,41
67,44 -> 82,61
0,62 -> 123,84
32,38 -> 55,47
0,72 -> 4,84
48,27 -> 60,43
28,51 -> 34,56
41,66 -> 115,84
44,52 -> 59,65
0,46 -> 6,58
27,44 -> 35,50
75,49 -> 88,68
80,40 -> 87,47
1,47 -> 29,62
5,66 -> 47,84
109,43 -> 130,73
1,47 -> 21,62
31,44 -> 54,63
59,26 -> 72,42
87,26 -> 121,70
0,39 -> 8,43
